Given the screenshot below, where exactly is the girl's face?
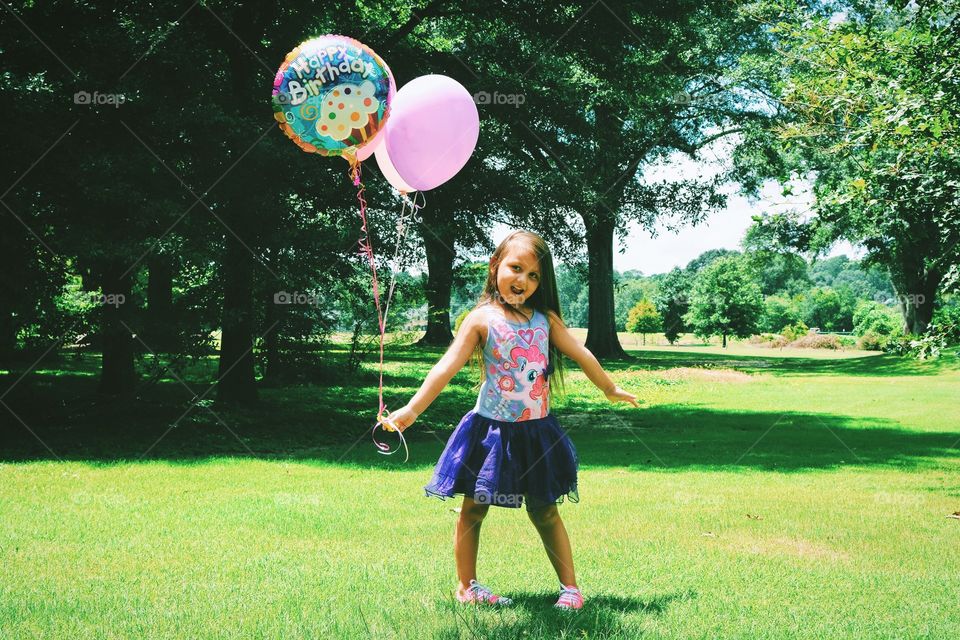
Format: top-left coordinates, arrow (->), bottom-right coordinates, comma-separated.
494,244 -> 541,308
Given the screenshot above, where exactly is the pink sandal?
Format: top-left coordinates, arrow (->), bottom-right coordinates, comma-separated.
456,579 -> 513,607
554,584 -> 583,610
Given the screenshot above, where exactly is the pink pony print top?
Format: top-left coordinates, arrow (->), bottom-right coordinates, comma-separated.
474,305 -> 552,422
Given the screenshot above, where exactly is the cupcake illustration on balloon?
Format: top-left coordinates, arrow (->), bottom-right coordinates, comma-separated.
316,80 -> 381,145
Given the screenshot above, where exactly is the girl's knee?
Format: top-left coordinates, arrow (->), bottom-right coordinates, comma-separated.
460,497 -> 490,523
527,504 -> 560,528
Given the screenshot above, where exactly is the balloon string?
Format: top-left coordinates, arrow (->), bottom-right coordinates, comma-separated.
370,194 -> 419,463
352,162 -> 412,462
352,161 -> 387,417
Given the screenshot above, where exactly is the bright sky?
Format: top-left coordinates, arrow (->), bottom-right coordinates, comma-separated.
491,138 -> 863,276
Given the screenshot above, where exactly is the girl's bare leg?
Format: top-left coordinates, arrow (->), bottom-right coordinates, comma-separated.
528,504 -> 577,587
455,496 -> 490,590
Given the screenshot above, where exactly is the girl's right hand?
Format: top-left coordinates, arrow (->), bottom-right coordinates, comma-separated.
384,405 -> 419,432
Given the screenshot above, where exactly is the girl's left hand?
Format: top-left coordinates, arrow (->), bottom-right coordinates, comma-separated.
605,386 -> 639,407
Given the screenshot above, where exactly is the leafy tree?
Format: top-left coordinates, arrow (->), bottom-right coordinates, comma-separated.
615,277 -> 657,331
684,256 -> 764,347
462,1 -> 769,358
653,268 -> 691,344
555,264 -> 589,328
852,301 -> 901,337
685,249 -> 741,274
762,295 -> 803,333
625,300 -> 661,345
740,0 -> 960,334
799,287 -> 854,332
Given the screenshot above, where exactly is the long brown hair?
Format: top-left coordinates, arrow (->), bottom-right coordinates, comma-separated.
470,230 -> 566,394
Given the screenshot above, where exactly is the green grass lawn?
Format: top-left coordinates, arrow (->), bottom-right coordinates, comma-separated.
2,341 -> 959,638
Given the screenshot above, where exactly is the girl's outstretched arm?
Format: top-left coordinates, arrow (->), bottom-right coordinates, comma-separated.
547,311 -> 639,407
387,310 -> 485,431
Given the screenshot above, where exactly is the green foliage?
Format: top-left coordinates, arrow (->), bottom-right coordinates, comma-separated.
799,287 -> 855,332
853,301 -> 902,337
685,256 -> 764,344
762,295 -> 803,333
740,0 -> 960,334
615,278 -> 658,331
781,321 -> 809,342
625,300 -> 662,340
654,268 -> 692,344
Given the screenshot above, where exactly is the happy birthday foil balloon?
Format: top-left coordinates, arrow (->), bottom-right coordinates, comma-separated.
272,35 -> 395,162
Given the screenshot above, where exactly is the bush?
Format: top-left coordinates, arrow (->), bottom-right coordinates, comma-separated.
852,301 -> 901,337
856,331 -> 885,351
781,321 -> 809,342
789,333 -> 842,349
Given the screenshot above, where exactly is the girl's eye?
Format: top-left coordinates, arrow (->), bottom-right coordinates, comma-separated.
531,273 -> 539,280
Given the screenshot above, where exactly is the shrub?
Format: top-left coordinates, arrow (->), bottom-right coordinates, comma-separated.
781,321 -> 809,342
789,334 -> 842,349
769,335 -> 790,348
856,331 -> 885,351
852,301 -> 900,337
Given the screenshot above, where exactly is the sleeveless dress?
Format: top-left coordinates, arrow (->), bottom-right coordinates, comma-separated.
423,304 -> 580,512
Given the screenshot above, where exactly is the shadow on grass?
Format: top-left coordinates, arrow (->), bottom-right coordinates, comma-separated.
3,346 -> 958,469
4,368 -> 958,473
430,588 -> 690,640
603,347 -> 960,378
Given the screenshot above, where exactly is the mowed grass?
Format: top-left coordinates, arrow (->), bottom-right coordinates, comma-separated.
1,338 -> 959,639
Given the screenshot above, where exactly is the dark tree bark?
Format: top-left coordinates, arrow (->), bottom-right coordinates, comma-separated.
416,213 -> 455,347
0,311 -> 15,364
97,261 -> 136,396
146,254 -> 176,352
891,264 -> 940,335
584,217 -> 628,360
263,295 -> 281,384
216,236 -> 258,404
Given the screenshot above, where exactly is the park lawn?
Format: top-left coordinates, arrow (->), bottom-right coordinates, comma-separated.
1,343 -> 959,638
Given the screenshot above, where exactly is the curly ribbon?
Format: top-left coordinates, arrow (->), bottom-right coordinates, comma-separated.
352,161 -> 421,463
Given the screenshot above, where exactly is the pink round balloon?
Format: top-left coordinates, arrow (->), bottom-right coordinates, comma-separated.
384,75 -> 480,191
375,143 -> 415,193
356,132 -> 383,162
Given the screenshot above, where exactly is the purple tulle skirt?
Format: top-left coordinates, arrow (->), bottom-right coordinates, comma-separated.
424,410 -> 579,512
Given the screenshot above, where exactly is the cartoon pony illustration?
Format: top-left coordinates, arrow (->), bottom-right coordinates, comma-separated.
498,342 -> 549,420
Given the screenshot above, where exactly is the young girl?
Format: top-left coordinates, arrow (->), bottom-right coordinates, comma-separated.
387,230 -> 638,610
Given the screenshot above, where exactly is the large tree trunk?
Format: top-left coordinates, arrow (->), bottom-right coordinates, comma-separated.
146,254 -> 176,352
584,217 -> 628,359
263,294 -> 281,385
416,214 -> 455,347
0,310 -> 15,364
217,236 -> 258,404
890,263 -> 940,335
98,261 -> 136,396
